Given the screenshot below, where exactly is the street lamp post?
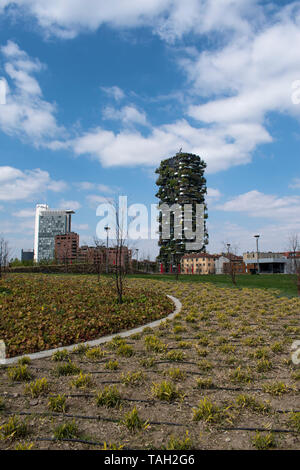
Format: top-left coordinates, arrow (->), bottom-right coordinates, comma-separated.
104,225 -> 110,274
254,234 -> 260,274
136,248 -> 139,272
227,243 -> 231,275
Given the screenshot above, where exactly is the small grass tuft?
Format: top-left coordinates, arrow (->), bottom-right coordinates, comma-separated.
25,377 -> 49,397
55,361 -> 81,376
7,364 -> 32,382
51,349 -> 69,362
48,394 -> 67,412
120,406 -> 149,432
70,372 -> 93,389
251,431 -> 276,450
151,380 -> 184,402
0,416 -> 28,440
53,420 -> 79,440
96,385 -> 122,408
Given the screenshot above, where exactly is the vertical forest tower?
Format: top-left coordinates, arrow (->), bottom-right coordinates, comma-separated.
155,152 -> 208,271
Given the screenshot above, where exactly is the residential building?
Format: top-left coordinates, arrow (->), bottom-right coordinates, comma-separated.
222,254 -> 246,274
21,249 -> 34,262
34,204 -> 75,262
77,245 -> 132,268
181,253 -> 217,274
155,152 -> 208,272
55,233 -> 79,263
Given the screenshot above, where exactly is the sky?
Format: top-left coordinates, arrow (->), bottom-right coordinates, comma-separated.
0,0 -> 300,260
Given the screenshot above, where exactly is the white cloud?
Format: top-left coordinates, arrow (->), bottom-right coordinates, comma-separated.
86,194 -> 113,207
101,85 -> 125,101
207,188 -> 221,199
208,219 -> 300,254
73,223 -> 89,231
0,40 -> 64,145
289,178 -> 300,189
1,0 -> 261,41
58,199 -> 81,211
0,166 -> 67,201
66,118 -> 270,172
181,8 -> 300,170
75,181 -> 116,193
217,190 -> 300,222
102,105 -> 148,127
12,208 -> 35,218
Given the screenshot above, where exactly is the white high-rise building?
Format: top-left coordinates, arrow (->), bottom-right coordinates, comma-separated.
34,204 -> 75,262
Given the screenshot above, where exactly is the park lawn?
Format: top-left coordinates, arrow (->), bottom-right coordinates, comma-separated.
1,278 -> 300,450
127,273 -> 298,298
0,274 -> 174,358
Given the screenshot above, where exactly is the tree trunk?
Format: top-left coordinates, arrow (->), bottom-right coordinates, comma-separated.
297,273 -> 300,297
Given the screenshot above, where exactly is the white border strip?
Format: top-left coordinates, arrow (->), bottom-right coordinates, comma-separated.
1,295 -> 181,365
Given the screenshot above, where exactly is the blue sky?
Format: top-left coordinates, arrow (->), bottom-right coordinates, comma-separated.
0,0 -> 300,259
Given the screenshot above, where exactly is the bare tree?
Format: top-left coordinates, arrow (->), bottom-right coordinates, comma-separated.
93,237 -> 106,282
113,199 -> 129,304
0,237 -> 10,279
222,241 -> 240,286
287,233 -> 300,296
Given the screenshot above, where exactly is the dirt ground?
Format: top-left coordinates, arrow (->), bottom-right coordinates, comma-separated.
1,279 -> 300,450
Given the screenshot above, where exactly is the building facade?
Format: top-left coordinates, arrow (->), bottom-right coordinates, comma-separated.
155,152 -> 208,272
181,253 -> 217,274
34,204 -> 75,262
21,249 -> 34,262
243,252 -> 287,274
55,233 -> 79,263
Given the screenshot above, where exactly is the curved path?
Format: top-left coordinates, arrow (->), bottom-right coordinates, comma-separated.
1,294 -> 182,365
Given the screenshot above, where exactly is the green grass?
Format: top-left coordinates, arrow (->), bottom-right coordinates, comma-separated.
127,273 -> 298,297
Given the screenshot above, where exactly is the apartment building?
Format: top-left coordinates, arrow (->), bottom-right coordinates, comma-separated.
181,252 -> 217,274
34,204 -> 75,262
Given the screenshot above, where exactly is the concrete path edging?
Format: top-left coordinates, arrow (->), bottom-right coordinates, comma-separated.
0,294 -> 182,365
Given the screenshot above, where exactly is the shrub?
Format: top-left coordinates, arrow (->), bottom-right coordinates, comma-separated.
192,397 -> 227,424
18,357 -> 31,365
0,416 -> 28,440
120,406 -> 149,432
251,432 -> 276,450
7,364 -> 32,382
230,366 -> 253,384
85,346 -> 106,360
116,344 -> 134,357
164,368 -> 186,382
140,357 -> 156,368
51,349 -> 69,362
55,361 -> 81,376
144,335 -> 167,353
288,412 -> 300,432
96,385 -> 122,408
53,421 -> 79,440
235,394 -> 271,414
151,381 -> 183,402
164,350 -> 185,362
70,372 -> 93,389
105,360 -> 119,370
262,381 -> 292,396
164,431 -> 193,450
25,377 -> 49,397
121,371 -> 145,386
48,394 -> 67,412
196,378 -> 214,389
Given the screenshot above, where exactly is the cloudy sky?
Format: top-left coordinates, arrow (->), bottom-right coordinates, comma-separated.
0,0 -> 300,259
